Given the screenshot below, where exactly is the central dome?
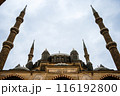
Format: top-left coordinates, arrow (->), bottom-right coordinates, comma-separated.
40,50 -> 80,63
51,53 -> 69,56
50,53 -> 70,63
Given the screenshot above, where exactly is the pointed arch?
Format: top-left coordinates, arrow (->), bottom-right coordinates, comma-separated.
100,74 -> 120,80
1,74 -> 24,80
52,75 -> 73,80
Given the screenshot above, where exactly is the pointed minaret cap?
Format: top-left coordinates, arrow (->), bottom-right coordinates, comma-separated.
31,40 -> 35,49
22,5 -> 27,12
82,39 -> 86,49
90,5 -> 97,14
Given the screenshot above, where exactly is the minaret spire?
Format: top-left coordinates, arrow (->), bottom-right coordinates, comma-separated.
0,6 -> 27,70
90,5 -> 97,14
22,5 -> 27,13
82,39 -> 90,63
91,5 -> 120,70
28,40 -> 35,62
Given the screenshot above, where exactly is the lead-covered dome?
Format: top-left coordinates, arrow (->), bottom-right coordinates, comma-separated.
70,49 -> 79,62
10,64 -> 29,71
50,52 -> 70,63
94,64 -> 114,71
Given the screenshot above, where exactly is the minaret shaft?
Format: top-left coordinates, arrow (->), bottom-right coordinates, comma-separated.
0,6 -> 26,70
28,41 -> 34,62
83,40 -> 90,63
84,51 -> 89,63
91,6 -> 120,70
84,48 -> 89,62
28,54 -> 33,62
0,0 -> 6,6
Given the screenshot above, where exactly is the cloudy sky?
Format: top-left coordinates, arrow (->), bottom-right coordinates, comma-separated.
0,0 -> 120,70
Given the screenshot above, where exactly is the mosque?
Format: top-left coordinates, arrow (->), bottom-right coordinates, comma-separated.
0,1 -> 120,80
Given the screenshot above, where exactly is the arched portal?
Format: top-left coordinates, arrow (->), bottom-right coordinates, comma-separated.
52,75 -> 73,80
100,74 -> 120,80
2,75 -> 24,80
54,77 -> 70,80
101,76 -> 119,80
2,76 -> 23,80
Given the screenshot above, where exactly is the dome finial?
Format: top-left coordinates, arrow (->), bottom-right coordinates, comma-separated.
45,48 -> 47,51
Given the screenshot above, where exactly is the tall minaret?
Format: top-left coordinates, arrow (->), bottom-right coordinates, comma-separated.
0,0 -> 6,6
0,6 -> 27,70
91,5 -> 120,70
28,40 -> 35,62
83,40 -> 90,63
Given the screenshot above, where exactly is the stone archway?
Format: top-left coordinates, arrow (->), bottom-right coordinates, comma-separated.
100,74 -> 120,80
54,77 -> 70,80
1,75 -> 24,80
52,75 -> 73,80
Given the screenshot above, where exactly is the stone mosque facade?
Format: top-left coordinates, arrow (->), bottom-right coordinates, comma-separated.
0,3 -> 120,80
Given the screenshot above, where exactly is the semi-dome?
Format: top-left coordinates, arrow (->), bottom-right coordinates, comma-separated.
10,64 -> 29,71
94,64 -> 114,71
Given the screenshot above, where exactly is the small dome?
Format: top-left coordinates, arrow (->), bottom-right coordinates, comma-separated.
10,64 -> 29,71
42,49 -> 50,55
87,61 -> 93,71
70,49 -> 78,55
26,61 -> 33,70
87,61 -> 93,65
